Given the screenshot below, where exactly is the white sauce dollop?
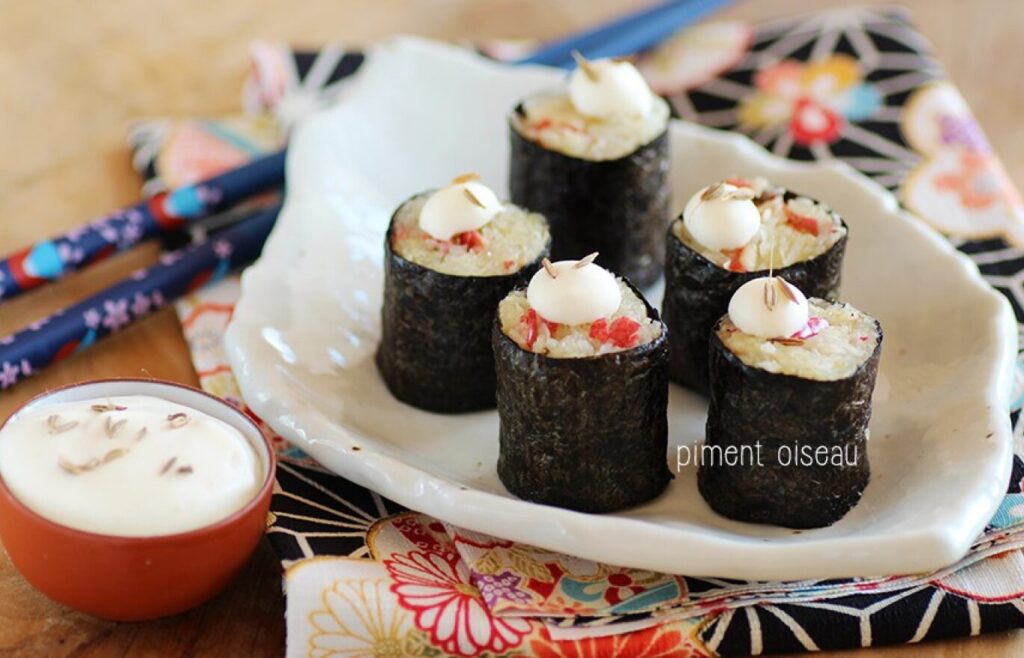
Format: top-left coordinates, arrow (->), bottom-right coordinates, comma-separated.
419,177 -> 502,241
728,277 -> 809,339
527,259 -> 621,325
0,395 -> 263,537
568,58 -> 654,119
684,184 -> 761,251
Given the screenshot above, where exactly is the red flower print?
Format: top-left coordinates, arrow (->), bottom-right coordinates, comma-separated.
604,572 -> 647,605
789,99 -> 843,145
530,624 -> 701,658
385,550 -> 531,656
738,54 -> 879,147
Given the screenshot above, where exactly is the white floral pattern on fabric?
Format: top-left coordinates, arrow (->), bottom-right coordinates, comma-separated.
308,578 -> 411,658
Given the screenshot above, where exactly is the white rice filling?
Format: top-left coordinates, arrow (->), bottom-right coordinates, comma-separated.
674,177 -> 845,272
718,299 -> 878,381
512,90 -> 670,161
391,194 -> 549,276
498,280 -> 661,358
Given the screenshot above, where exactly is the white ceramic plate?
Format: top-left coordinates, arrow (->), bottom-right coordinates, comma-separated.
225,36 -> 1017,580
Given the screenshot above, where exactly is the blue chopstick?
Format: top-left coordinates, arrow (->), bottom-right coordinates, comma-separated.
0,205 -> 282,391
515,0 -> 733,68
0,150 -> 285,303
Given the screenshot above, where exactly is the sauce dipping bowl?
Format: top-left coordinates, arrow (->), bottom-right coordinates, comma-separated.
0,378 -> 276,621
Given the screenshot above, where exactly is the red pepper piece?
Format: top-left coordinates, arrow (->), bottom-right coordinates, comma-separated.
544,320 -> 560,335
725,177 -> 753,188
452,230 -> 486,250
609,317 -> 641,348
589,318 -> 609,342
784,206 -> 820,236
791,316 -> 829,340
502,259 -> 515,271
533,118 -> 583,133
521,309 -> 539,349
723,248 -> 746,272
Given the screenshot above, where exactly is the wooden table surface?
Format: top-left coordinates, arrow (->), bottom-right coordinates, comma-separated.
1,0 -> 1023,655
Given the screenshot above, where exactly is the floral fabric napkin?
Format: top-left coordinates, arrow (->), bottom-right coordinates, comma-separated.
135,7 -> 1024,656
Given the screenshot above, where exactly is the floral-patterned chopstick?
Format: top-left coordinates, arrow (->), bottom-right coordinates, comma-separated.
515,0 -> 732,67
0,203 -> 282,390
0,150 -> 285,303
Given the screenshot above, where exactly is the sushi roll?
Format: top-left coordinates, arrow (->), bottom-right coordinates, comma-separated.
663,177 -> 848,393
508,53 -> 671,288
698,276 -> 882,528
376,174 -> 550,413
493,254 -> 670,512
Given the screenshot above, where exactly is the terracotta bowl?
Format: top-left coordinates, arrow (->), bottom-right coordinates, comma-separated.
0,378 -> 276,621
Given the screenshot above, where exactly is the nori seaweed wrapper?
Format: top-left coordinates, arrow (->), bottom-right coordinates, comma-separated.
663,194 -> 848,393
698,317 -> 882,528
508,106 -> 670,288
493,281 -> 671,512
376,202 -> 550,414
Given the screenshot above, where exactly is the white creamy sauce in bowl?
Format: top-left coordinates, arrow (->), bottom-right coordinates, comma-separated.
0,394 -> 264,537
